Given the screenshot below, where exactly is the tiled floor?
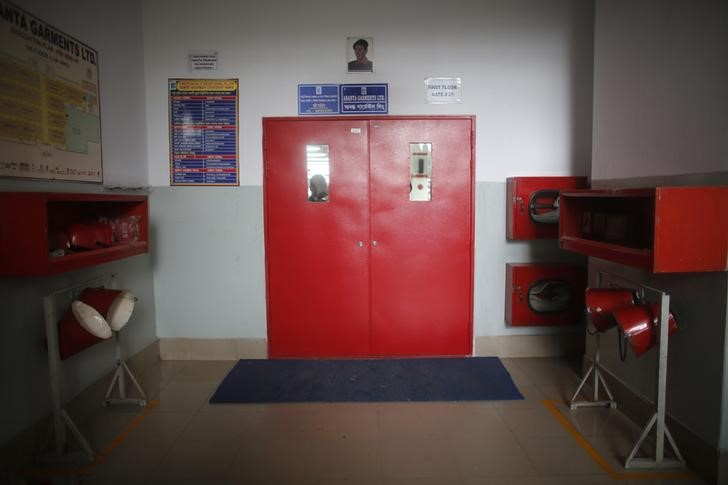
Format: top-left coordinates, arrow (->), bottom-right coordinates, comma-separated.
3,357 -> 707,484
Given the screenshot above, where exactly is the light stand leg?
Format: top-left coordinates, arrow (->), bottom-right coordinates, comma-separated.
103,274 -> 147,407
103,332 -> 147,407
593,335 -> 599,402
41,295 -> 94,464
61,410 -> 94,460
570,332 -> 617,409
624,292 -> 685,469
43,295 -> 65,456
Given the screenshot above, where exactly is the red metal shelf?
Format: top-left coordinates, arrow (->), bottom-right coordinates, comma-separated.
559,186 -> 728,273
559,236 -> 652,270
0,192 -> 149,277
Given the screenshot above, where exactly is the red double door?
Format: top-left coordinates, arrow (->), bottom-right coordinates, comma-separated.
264,117 -> 474,357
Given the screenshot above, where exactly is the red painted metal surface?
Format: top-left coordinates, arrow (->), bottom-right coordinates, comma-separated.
264,119 -> 371,357
506,177 -> 588,240
369,118 -> 473,356
613,303 -> 678,357
505,263 -> 586,326
584,288 -> 636,332
57,305 -> 107,360
559,187 -> 728,273
0,192 -> 149,277
78,287 -> 135,331
57,294 -> 119,360
263,116 -> 474,357
653,187 -> 728,273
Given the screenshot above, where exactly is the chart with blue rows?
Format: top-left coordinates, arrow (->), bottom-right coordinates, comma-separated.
170,92 -> 238,185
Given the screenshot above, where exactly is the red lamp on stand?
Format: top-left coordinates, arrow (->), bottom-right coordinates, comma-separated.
57,301 -> 112,360
570,287 -> 639,409
584,287 -> 637,332
613,303 -> 678,358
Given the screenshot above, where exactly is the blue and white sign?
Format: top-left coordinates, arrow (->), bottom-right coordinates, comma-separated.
340,84 -> 388,114
298,84 -> 340,115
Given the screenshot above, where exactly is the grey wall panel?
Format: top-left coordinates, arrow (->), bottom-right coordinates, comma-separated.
151,183 -> 586,342
150,187 -> 267,338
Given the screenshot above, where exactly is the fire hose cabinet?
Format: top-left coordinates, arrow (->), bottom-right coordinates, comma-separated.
506,176 -> 588,240
505,263 -> 586,326
559,186 -> 728,273
0,192 -> 149,277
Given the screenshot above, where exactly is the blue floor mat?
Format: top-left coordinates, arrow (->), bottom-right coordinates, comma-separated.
210,357 -> 523,403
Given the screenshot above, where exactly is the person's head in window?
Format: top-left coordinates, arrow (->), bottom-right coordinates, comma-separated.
308,174 -> 329,202
348,38 -> 373,72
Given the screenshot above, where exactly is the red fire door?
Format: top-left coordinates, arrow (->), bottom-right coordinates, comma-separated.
264,116 -> 474,357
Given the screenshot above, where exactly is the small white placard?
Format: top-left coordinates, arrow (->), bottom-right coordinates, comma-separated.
425,77 -> 462,104
188,51 -> 218,71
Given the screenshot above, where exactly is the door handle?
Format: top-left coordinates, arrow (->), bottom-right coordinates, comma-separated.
372,240 -> 378,247
357,241 -> 364,247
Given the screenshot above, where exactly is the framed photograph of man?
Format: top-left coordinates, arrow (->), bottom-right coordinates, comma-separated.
347,37 -> 374,73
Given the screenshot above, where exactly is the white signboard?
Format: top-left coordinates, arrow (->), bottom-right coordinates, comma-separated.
188,51 -> 218,71
425,77 -> 462,104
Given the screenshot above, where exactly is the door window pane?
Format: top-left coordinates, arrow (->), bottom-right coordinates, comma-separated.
307,144 -> 330,202
409,143 -> 432,201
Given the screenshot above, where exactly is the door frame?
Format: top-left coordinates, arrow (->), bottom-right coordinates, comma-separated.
262,115 -> 476,357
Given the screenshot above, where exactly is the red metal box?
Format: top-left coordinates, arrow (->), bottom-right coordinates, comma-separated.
559,186 -> 728,273
0,192 -> 149,277
505,263 -> 586,326
506,176 -> 588,240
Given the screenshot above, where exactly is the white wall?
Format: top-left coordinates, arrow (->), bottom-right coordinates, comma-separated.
144,0 -> 594,186
591,0 -> 728,453
0,0 -> 154,446
145,0 -> 595,340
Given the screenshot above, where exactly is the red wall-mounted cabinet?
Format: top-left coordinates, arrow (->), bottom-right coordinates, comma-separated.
507,176 -> 589,240
559,186 -> 728,273
0,192 -> 149,277
505,263 -> 586,326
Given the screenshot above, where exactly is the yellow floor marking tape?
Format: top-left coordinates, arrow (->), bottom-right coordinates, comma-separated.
80,398 -> 160,472
21,399 -> 160,480
542,399 -> 698,481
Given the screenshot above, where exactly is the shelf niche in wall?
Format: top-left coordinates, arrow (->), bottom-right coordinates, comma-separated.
558,186 -> 728,273
0,192 -> 149,277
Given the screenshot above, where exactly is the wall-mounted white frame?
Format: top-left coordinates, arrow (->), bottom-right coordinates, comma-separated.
0,2 -> 102,182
